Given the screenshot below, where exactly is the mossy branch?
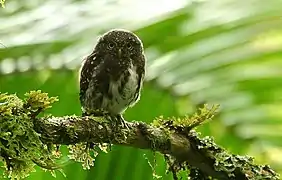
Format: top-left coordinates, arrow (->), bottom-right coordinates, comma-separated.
0,91 -> 280,180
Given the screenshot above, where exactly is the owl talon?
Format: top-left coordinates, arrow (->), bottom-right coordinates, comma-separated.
116,115 -> 129,130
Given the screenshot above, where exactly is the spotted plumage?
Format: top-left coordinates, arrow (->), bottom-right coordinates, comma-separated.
79,29 -> 146,122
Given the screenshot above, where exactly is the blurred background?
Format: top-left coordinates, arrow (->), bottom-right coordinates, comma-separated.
1,0 -> 282,179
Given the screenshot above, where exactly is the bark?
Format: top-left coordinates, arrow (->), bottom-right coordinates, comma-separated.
32,115 -> 279,180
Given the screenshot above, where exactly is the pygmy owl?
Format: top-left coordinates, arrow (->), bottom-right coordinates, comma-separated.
79,29 -> 146,125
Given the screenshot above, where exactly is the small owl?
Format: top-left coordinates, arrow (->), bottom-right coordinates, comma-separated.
79,29 -> 146,125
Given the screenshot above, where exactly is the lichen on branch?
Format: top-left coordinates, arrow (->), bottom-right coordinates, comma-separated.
0,91 -> 280,180
0,91 -> 59,179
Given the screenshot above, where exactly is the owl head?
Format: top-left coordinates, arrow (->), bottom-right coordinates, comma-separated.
94,29 -> 144,59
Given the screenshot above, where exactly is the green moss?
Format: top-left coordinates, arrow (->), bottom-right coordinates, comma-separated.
2,160 -> 35,179
152,104 -> 219,131
152,105 -> 280,180
24,90 -> 58,115
149,105 -> 220,180
0,91 -> 60,179
193,131 -> 280,180
1,91 -> 279,180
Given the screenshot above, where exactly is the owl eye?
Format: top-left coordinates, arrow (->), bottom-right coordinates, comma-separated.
108,43 -> 114,49
127,43 -> 133,50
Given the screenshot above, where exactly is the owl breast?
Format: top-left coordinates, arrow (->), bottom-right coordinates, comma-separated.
102,63 -> 140,114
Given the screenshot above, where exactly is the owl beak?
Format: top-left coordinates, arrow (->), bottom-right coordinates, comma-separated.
118,49 -> 122,58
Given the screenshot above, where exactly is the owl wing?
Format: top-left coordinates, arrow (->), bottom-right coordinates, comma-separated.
79,52 -> 112,115
79,52 -> 98,106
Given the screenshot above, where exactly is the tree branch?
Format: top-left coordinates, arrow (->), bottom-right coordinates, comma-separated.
33,115 -> 278,180
0,91 -> 280,180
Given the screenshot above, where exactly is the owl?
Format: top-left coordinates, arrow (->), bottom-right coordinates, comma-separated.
79,29 -> 146,126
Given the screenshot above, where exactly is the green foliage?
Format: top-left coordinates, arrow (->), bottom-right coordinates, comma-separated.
1,0 -> 282,179
0,0 -> 5,8
0,91 -> 59,179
